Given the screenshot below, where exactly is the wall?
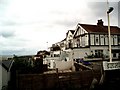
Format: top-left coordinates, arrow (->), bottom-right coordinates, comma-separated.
0,65 -> 10,90
90,46 -> 120,59
73,48 -> 90,58
0,65 -> 2,90
16,70 -> 101,90
2,67 -> 10,88
71,45 -> 120,59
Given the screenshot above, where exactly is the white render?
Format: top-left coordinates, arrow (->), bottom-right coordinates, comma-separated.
45,50 -> 72,70
66,30 -> 74,49
72,48 -> 90,58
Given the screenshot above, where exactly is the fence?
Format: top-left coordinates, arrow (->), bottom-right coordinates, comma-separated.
16,69 -> 102,90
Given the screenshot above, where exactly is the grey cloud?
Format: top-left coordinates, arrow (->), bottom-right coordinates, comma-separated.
0,21 -> 17,26
88,2 -> 118,18
88,2 -> 106,17
0,0 -> 9,5
0,30 -> 15,38
0,20 -> 42,27
2,50 -> 23,55
1,49 -> 27,55
0,20 -> 23,26
0,0 -> 8,8
55,19 -> 81,28
0,39 -> 30,56
118,1 -> 120,27
1,48 -> 37,55
87,2 -> 118,26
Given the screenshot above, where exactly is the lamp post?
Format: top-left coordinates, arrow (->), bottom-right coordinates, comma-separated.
107,2 -> 114,62
103,0 -> 120,71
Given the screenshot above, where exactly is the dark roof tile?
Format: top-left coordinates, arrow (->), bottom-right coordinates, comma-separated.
79,23 -> 120,34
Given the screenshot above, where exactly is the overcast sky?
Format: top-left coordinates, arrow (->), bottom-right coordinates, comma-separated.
0,0 -> 120,55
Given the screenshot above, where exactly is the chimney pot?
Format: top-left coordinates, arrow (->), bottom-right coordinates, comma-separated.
97,19 -> 104,26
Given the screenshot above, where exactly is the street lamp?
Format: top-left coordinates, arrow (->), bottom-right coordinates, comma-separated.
103,1 -> 120,71
107,6 -> 114,62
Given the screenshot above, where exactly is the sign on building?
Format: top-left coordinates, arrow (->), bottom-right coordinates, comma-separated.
103,61 -> 120,70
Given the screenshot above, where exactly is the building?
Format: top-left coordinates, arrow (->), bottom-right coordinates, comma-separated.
66,30 -> 75,49
69,19 -> 120,60
0,60 -> 14,90
51,19 -> 120,60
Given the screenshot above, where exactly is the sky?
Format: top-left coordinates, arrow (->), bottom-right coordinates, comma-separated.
0,0 -> 120,55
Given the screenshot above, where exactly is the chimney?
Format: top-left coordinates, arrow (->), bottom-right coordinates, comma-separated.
97,19 -> 104,26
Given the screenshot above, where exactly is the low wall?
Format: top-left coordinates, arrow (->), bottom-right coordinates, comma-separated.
16,70 -> 100,90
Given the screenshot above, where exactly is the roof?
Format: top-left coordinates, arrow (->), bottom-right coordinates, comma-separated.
66,30 -> 75,36
61,38 -> 66,42
2,60 -> 14,71
69,30 -> 75,34
78,23 -> 120,34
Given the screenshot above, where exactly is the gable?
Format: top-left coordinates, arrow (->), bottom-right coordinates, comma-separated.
74,24 -> 88,38
66,30 -> 74,41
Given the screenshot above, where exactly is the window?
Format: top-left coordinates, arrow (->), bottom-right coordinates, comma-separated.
84,31 -> 85,34
82,37 -> 85,46
95,50 -> 103,58
95,37 -> 99,44
119,53 -> 120,59
68,40 -> 72,48
54,54 -> 60,57
77,39 -> 80,47
113,53 -> 116,58
118,36 -> 120,45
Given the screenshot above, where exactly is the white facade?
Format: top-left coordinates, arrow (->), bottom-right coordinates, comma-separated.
73,25 -> 89,48
66,30 -> 75,49
72,48 -> 90,58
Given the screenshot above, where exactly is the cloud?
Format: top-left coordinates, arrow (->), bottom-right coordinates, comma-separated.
1,49 -> 37,55
87,2 -> 118,25
118,1 -> 120,27
1,32 -> 14,38
0,0 -> 119,55
0,20 -> 17,26
54,19 -> 80,28
88,2 -> 106,17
